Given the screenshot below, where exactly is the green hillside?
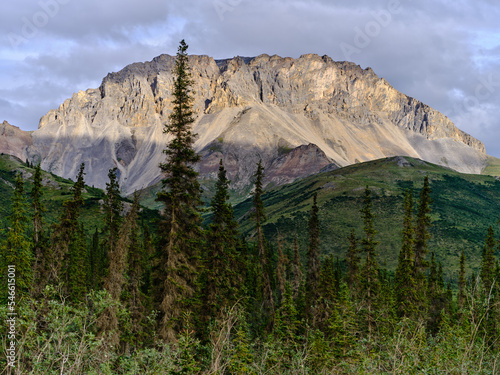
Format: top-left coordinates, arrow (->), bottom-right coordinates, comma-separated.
0,154 -> 158,236
3,150 -> 499,280
233,156 -> 500,280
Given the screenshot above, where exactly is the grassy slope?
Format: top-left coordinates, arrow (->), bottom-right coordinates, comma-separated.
482,155 -> 500,176
0,154 -> 158,238
233,156 -> 500,281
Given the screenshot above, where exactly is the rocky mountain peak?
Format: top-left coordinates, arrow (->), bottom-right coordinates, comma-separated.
27,53 -> 488,195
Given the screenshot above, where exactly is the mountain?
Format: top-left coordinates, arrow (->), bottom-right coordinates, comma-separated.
23,53 -> 488,195
232,155 -> 500,278
0,121 -> 33,161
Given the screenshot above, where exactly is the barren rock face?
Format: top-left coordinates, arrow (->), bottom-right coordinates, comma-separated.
0,121 -> 33,161
26,53 -> 487,194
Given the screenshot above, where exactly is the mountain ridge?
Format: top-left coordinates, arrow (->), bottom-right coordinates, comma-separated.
2,52 -> 490,194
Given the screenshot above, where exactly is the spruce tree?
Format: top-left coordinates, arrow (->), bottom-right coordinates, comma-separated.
30,164 -> 49,297
457,250 -> 466,314
30,164 -> 46,244
394,189 -> 418,319
65,165 -> 87,301
359,186 -> 379,336
199,160 -> 242,332
67,223 -> 88,302
99,192 -> 146,351
427,252 -> 445,334
251,159 -> 274,331
325,281 -> 357,359
274,282 -> 300,345
316,254 -> 337,331
345,229 -> 360,292
414,176 -> 432,314
88,228 -> 100,290
49,163 -> 86,295
276,237 -> 288,305
291,237 -> 303,300
480,226 -> 496,293
124,194 -> 148,350
1,173 -> 33,298
305,193 -> 321,325
155,40 -> 204,341
102,167 -> 123,260
479,226 -> 499,345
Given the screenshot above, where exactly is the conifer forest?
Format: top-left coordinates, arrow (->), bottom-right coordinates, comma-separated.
1,41 -> 500,374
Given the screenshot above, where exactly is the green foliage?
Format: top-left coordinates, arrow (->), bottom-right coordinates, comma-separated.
414,175 -> 432,315
233,157 -> 500,279
102,167 -> 123,263
1,173 -> 33,298
155,40 -> 204,342
51,163 -> 88,299
4,80 -> 500,373
480,225 -> 496,293
345,229 -> 360,292
199,160 -> 243,335
67,223 -> 88,302
228,317 -> 255,375
359,186 -> 380,336
305,193 -> 320,324
251,159 -> 275,332
395,189 -> 418,319
170,313 -> 202,375
274,282 -> 300,343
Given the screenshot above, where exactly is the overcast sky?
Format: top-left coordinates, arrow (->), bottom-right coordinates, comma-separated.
1,0 -> 500,156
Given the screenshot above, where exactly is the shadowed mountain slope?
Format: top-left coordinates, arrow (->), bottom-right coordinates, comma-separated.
23,53 -> 487,195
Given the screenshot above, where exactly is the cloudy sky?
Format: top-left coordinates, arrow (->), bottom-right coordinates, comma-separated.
1,0 -> 500,156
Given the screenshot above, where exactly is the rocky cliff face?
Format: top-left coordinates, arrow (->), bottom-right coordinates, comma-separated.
0,121 -> 33,161
27,53 -> 487,194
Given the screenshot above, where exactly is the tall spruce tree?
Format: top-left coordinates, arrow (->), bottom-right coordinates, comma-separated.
251,159 -> 274,331
305,193 -> 321,325
291,237 -> 303,299
124,194 -> 148,350
480,226 -> 499,345
316,254 -> 337,330
30,164 -> 46,244
68,223 -> 88,302
1,173 -> 33,298
276,237 -> 288,306
99,191 -> 142,349
88,228 -> 100,290
427,252 -> 445,334
457,250 -> 466,314
102,167 -> 123,262
480,226 -> 496,293
199,160 -> 242,329
359,186 -> 380,336
414,176 -> 432,315
31,164 -> 48,297
49,163 -> 86,296
394,189 -> 418,319
155,40 -> 204,341
345,229 -> 360,292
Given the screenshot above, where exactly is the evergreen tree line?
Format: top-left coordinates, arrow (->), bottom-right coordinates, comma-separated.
1,40 -> 499,373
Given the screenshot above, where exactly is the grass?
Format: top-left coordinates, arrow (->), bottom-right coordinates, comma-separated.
482,155 -> 500,176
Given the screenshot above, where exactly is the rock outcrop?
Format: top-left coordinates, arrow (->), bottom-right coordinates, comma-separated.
0,121 -> 33,161
27,53 -> 487,194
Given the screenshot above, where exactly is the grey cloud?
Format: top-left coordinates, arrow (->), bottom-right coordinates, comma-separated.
1,0 -> 500,156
